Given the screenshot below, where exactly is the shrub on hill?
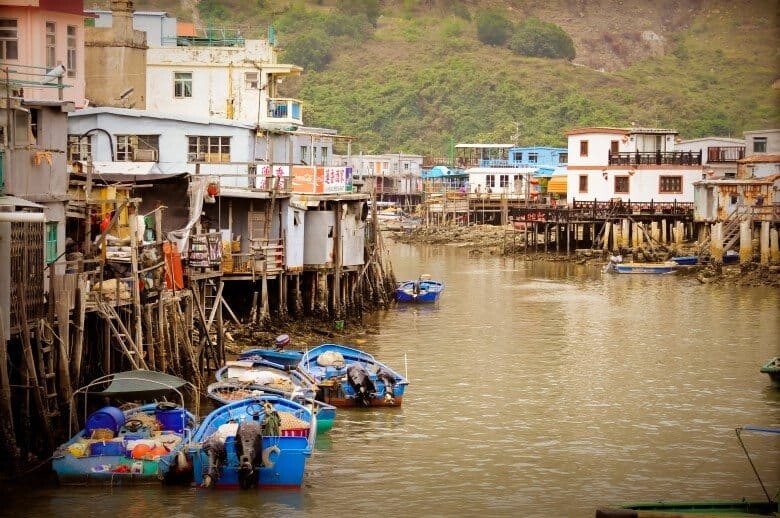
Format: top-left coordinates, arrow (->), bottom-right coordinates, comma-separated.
508,18 -> 576,60
476,8 -> 513,46
281,29 -> 333,72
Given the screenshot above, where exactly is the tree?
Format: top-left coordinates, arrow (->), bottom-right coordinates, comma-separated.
281,30 -> 333,72
337,0 -> 381,27
508,18 -> 576,60
475,9 -> 513,46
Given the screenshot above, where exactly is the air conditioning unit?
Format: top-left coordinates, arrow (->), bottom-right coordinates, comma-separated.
133,148 -> 158,161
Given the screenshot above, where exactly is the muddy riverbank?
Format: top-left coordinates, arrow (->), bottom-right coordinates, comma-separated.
387,224 -> 780,287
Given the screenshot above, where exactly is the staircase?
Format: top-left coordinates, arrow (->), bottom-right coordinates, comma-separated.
95,298 -> 148,370
698,205 -> 751,260
36,327 -> 59,418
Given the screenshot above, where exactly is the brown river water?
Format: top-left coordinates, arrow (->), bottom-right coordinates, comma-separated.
3,241 -> 779,517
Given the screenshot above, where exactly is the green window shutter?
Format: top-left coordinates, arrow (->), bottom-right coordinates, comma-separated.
45,222 -> 58,264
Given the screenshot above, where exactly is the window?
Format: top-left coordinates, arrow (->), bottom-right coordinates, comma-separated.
528,152 -> 538,164
45,222 -> 58,264
67,26 -> 77,77
30,108 -> 40,142
610,140 -> 619,154
188,136 -> 230,163
245,72 -> 258,89
13,109 -> 28,145
578,175 -> 588,193
116,135 -> 160,162
486,175 -> 496,188
46,22 -> 56,68
68,135 -> 91,161
499,174 -> 509,188
320,147 -> 328,165
0,19 -> 18,60
174,72 -> 192,98
753,137 -> 767,153
300,145 -> 308,164
614,176 -> 630,194
558,152 -> 568,164
659,175 -> 682,193
579,140 -> 589,157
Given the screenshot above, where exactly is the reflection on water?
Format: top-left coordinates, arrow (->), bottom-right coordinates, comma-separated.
4,241 -> 779,517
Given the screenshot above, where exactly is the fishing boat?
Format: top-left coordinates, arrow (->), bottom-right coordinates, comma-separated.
52,370 -> 198,485
215,358 -> 317,401
670,255 -> 699,265
298,343 -> 408,408
760,357 -> 780,388
207,380 -> 337,434
605,261 -> 678,274
189,395 -> 315,489
595,426 -> 780,517
395,274 -> 445,303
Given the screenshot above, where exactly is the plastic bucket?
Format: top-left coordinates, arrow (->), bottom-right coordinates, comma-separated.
85,406 -> 126,435
155,408 -> 186,433
89,440 -> 125,456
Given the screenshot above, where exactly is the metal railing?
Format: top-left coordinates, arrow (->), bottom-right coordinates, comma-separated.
706,146 -> 745,163
608,151 -> 702,166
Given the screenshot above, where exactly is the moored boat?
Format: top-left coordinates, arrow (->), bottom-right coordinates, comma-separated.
298,343 -> 408,408
207,380 -> 337,434
189,395 -> 315,489
52,370 -> 198,485
760,357 -> 780,388
395,274 -> 445,303
215,358 -> 317,400
670,255 -> 698,265
606,261 -> 678,274
238,348 -> 304,369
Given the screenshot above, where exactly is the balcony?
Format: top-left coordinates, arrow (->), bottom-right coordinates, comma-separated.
608,151 -> 702,166
264,98 -> 302,128
706,146 -> 745,163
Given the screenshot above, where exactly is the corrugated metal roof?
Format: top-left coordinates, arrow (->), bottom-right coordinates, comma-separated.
547,176 -> 568,194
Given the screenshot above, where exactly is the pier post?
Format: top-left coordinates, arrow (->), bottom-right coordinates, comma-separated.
661,219 -> 667,244
612,222 -> 621,251
770,228 -> 780,264
760,221 -> 770,265
710,223 -> 724,264
739,220 -> 752,264
621,219 -> 630,249
602,222 -> 611,252
675,222 -> 684,246
650,221 -> 659,243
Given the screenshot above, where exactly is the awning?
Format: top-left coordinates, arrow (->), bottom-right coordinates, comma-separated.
78,370 -> 188,400
547,176 -> 568,194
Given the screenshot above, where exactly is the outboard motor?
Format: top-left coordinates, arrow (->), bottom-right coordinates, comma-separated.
235,419 -> 264,489
375,367 -> 397,405
346,363 -> 376,407
201,435 -> 227,488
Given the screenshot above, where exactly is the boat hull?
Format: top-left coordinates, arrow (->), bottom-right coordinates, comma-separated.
760,357 -> 780,388
596,499 -> 779,517
238,348 -> 304,368
52,403 -> 196,486
395,280 -> 444,303
613,262 -> 678,274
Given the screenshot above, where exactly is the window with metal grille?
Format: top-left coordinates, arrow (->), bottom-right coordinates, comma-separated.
45,222 -> 58,264
187,136 -> 230,163
116,135 -> 159,161
67,135 -> 91,162
174,72 -> 192,98
245,72 -> 258,89
0,19 -> 18,60
46,22 -> 56,68
528,153 -> 538,163
67,26 -> 76,77
659,175 -> 682,193
614,176 -> 630,194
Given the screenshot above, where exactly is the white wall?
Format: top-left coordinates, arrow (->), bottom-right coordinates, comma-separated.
566,168 -> 702,203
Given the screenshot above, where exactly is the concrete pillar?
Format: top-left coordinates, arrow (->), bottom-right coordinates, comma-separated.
602,222 -> 611,251
650,221 -> 659,243
613,222 -> 622,251
661,219 -> 667,244
710,223 -> 723,264
621,219 -> 630,249
739,220 -> 752,264
631,222 -> 639,248
675,222 -> 684,246
770,228 -> 779,264
760,221 -> 770,265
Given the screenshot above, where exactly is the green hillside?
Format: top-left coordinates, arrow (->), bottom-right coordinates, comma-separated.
116,1 -> 779,156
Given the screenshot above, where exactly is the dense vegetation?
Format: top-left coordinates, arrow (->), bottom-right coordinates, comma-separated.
126,0 -> 779,157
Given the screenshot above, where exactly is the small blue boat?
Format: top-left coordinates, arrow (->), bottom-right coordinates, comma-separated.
207,380 -> 337,434
605,261 -> 678,274
395,274 -> 444,303
298,343 -> 408,408
216,358 -> 317,400
238,348 -> 304,368
670,255 -> 698,265
52,370 -> 198,485
189,395 -> 315,489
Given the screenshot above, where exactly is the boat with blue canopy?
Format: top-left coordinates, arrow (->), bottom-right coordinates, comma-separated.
189,395 -> 315,489
52,370 -> 199,485
298,343 -> 408,408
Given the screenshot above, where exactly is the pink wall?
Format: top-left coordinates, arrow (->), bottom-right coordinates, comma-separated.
1,5 -> 86,107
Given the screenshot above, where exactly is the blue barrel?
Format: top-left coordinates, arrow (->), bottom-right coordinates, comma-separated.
155,408 -> 186,433
85,406 -> 126,436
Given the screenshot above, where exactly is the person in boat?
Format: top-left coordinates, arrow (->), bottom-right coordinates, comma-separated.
412,280 -> 420,295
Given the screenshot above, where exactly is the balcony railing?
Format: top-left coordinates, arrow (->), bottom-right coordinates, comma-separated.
608,151 -> 702,166
265,98 -> 302,126
706,146 -> 745,163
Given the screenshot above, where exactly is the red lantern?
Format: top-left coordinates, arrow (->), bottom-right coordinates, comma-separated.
207,182 -> 219,196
